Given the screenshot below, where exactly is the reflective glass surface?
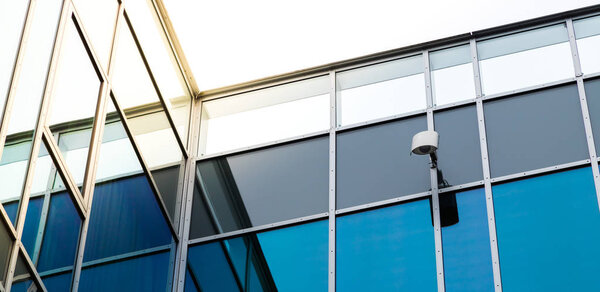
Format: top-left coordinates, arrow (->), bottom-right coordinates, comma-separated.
584,78 -> 600,155
430,45 -> 476,105
574,16 -> 600,75
493,167 -> 600,291
125,0 -> 192,144
434,105 -> 483,186
187,220 -> 327,292
48,19 -> 101,189
0,0 -> 29,111
72,0 -> 118,69
191,136 -> 328,238
337,55 -> 426,126
478,25 -> 574,95
200,76 -> 330,155
79,252 -> 170,291
337,199 -> 437,291
111,21 -> 183,169
42,272 -> 72,292
441,188 -> 494,292
484,84 -> 588,177
337,116 -> 429,209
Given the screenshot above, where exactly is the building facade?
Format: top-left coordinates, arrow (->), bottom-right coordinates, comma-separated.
1,1 -> 600,291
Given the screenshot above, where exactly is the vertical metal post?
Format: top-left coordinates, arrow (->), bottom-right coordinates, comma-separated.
328,71 -> 336,292
173,95 -> 202,292
566,19 -> 600,210
4,0 -> 71,289
470,39 -> 503,292
70,2 -> 123,289
424,50 -> 445,292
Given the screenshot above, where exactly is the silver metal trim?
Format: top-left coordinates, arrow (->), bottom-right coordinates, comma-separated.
328,71 -> 336,292
187,212 -> 329,246
489,159 -> 591,184
471,39 -> 503,292
335,191 -> 431,215
438,180 -> 485,193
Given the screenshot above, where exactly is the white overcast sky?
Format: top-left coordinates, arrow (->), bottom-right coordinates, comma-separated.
164,0 -> 600,91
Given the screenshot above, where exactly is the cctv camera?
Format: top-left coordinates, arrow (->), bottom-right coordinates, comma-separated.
411,130 -> 439,155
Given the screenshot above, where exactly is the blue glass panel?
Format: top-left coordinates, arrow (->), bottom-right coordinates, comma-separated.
493,167 -> 600,291
42,272 -> 72,292
4,201 -> 18,225
10,280 -> 35,292
184,268 -> 200,292
79,252 -> 170,291
337,199 -> 437,291
187,242 -> 240,292
84,175 -> 172,261
37,192 -> 81,272
22,197 -> 43,256
256,220 -> 327,292
441,189 -> 494,292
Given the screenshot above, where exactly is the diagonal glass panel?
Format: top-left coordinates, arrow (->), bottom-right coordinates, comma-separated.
72,0 -> 118,70
0,215 -> 14,288
83,102 -> 173,263
125,0 -> 192,145
11,251 -> 41,292
111,19 -> 185,222
19,142 -> 82,286
47,18 -> 102,191
0,139 -> 51,229
0,0 -> 30,111
0,0 -> 63,230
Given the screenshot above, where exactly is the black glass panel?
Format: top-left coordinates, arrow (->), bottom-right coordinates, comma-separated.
337,115 -> 429,209
484,84 -> 588,177
434,105 -> 483,187
191,137 -> 328,237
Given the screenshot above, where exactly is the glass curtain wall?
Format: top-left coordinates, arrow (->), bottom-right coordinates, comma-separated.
2,1 -> 600,292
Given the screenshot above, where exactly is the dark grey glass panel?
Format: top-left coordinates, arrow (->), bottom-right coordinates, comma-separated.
337,116 -> 429,209
152,165 -> 181,222
192,137 -> 328,236
0,218 -> 12,286
434,105 -> 483,186
584,78 -> 600,155
484,85 -> 588,177
189,182 -> 218,239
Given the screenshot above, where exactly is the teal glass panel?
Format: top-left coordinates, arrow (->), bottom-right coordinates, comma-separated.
441,188 -> 494,292
493,167 -> 600,291
337,199 -> 437,291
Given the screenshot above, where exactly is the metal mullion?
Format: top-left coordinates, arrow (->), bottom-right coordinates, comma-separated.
148,0 -> 199,97
0,205 -> 17,241
566,19 -> 600,212
16,243 -> 47,292
30,161 -> 56,266
174,96 -> 202,292
71,4 -> 123,291
328,71 -> 336,292
109,93 -> 179,240
41,129 -> 86,217
470,39 -> 502,292
121,11 -> 189,159
424,50 -> 445,292
0,0 -> 36,161
4,0 -> 71,289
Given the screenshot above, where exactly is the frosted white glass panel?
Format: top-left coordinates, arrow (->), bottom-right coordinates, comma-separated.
337,55 -> 426,126
574,16 -> 600,75
200,76 -> 330,155
430,45 -> 476,105
478,25 -> 574,95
